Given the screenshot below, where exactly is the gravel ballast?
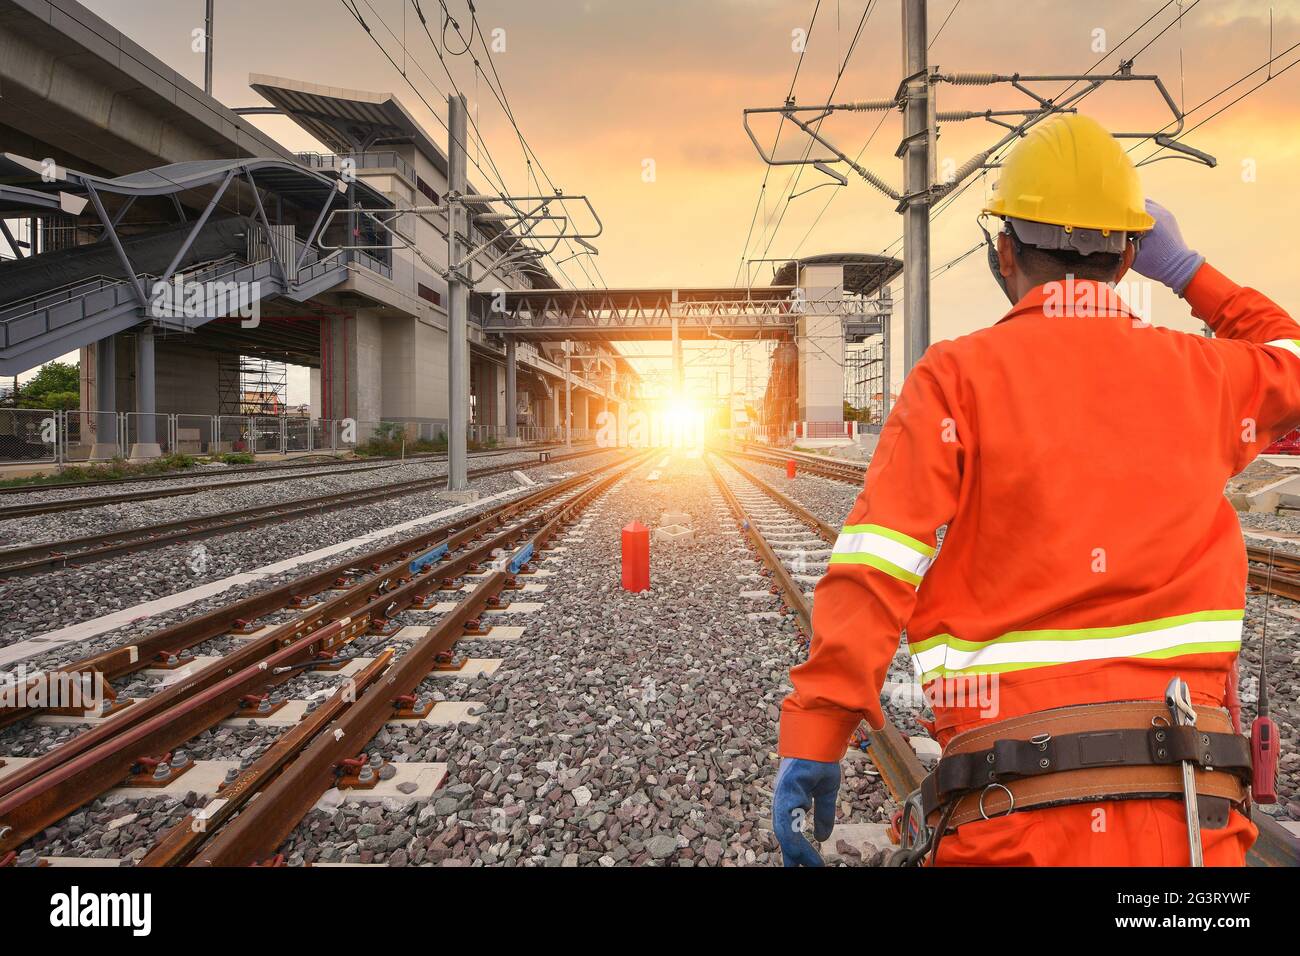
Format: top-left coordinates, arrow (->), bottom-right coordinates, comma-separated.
273,451 -> 892,867
8,447 -> 1299,866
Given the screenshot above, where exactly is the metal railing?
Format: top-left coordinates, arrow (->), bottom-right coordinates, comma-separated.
296,150 -> 418,185
0,411 -> 570,467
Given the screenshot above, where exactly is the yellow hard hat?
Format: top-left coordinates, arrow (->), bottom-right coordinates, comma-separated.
983,114 -> 1154,234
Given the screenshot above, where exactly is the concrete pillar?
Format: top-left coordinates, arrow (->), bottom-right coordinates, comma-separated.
505,339 -> 518,443
671,312 -> 682,397
797,264 -> 847,424
129,324 -> 162,459
90,334 -> 118,460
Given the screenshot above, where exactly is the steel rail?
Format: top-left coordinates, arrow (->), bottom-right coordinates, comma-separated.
717,452 -> 837,542
189,575 -> 506,867
1246,543 -> 1300,572
732,443 -> 868,485
0,445 -> 552,497
0,462 -> 398,518
1247,564 -> 1300,602
0,453 -> 645,854
707,452 -> 925,805
0,456 -> 632,787
0,454 -> 628,734
0,447 -> 608,577
706,453 -> 813,636
186,454 -> 642,866
0,613 -> 371,853
137,648 -> 396,867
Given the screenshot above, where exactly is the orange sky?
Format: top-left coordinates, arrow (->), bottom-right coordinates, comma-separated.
72,0 -> 1300,401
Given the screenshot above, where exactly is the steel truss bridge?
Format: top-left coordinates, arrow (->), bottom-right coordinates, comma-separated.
472,287 -> 891,342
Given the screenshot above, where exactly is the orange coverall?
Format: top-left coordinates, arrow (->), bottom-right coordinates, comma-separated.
779,263 -> 1299,865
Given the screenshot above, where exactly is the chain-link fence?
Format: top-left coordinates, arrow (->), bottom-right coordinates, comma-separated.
122,412 -> 173,457
61,410 -> 122,461
175,415 -> 219,455
0,410 -> 564,467
284,416 -> 313,453
217,415 -> 253,454
0,408 -> 58,463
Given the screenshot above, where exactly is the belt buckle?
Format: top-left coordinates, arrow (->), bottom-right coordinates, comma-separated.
978,782 -> 1016,821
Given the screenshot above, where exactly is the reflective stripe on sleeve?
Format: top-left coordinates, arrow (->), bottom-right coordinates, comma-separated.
828,523 -> 935,586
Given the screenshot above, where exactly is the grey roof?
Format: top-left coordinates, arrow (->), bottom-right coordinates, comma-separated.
0,182 -> 77,215
0,152 -> 391,212
245,74 -> 559,288
771,254 -> 903,296
249,75 -> 449,177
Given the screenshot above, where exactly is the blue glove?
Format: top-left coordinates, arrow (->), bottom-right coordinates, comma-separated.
1131,199 -> 1205,295
772,757 -> 840,867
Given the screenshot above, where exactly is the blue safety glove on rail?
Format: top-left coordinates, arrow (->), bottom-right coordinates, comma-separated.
1131,199 -> 1205,295
772,757 -> 840,867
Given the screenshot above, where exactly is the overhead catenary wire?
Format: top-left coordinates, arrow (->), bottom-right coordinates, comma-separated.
733,0 -> 823,287
894,17 -> 1300,306
406,0 -> 588,285
403,0 -> 598,288
873,0 -> 1210,303
928,0 -> 962,50
422,0 -> 609,292
345,0 -> 590,289
458,3 -> 613,292
753,0 -> 879,269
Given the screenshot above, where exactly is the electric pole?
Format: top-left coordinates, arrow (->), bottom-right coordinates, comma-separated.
564,339 -> 573,451
743,0 -> 1214,387
447,93 -> 470,490
901,0 -> 931,373
204,0 -> 214,96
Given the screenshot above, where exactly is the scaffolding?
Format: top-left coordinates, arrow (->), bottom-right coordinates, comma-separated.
845,338 -> 885,425
218,355 -> 288,416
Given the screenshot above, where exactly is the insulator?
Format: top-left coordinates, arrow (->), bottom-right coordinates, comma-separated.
842,99 -> 897,112
943,72 -> 999,86
859,168 -> 902,202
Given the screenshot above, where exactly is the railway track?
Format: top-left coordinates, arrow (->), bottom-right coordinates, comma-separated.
0,461 -> 399,519
731,443 -> 869,485
0,446 -> 574,517
0,446 -> 607,578
0,444 -> 576,498
0,450 -> 645,861
711,452 -> 1299,867
706,452 -> 925,809
1246,543 -> 1300,600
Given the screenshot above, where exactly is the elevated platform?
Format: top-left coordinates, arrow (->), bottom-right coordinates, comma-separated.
0,152 -> 389,375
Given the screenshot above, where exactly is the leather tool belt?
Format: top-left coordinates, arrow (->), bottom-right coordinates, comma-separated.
920,701 -> 1252,831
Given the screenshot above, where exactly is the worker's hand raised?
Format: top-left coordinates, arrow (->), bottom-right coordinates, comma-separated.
772,756 -> 840,866
1131,199 -> 1205,295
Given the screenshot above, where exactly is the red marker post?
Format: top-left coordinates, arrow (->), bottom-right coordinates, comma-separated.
621,520 -> 650,592
786,459 -> 797,479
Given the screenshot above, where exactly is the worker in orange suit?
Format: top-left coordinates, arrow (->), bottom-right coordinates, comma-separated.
773,113 -> 1293,866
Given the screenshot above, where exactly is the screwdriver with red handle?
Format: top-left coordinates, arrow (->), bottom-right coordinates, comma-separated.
1252,551 -> 1280,804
